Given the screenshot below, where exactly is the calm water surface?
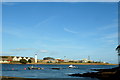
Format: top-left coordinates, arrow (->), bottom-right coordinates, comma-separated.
1,64 -> 118,80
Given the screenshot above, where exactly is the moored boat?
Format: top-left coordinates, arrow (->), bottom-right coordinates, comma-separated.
68,65 -> 76,68
50,67 -> 61,70
28,66 -> 41,70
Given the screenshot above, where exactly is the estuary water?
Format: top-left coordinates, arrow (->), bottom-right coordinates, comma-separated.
1,64 -> 118,80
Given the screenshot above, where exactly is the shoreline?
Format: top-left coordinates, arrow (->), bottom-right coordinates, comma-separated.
0,76 -> 89,80
0,76 -> 46,80
0,63 -> 118,65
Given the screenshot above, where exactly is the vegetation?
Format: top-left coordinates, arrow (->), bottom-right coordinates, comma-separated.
47,61 -> 52,63
43,57 -> 55,60
10,61 -> 20,63
2,56 -> 8,58
28,59 -> 32,63
20,59 -> 28,64
11,56 -> 14,58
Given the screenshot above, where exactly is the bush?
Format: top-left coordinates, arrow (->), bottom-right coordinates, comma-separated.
28,59 -> 32,63
43,57 -> 55,60
20,59 -> 28,64
47,61 -> 52,63
2,56 -> 8,58
88,61 -> 92,63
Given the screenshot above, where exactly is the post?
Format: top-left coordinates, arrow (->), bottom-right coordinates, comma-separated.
116,45 -> 120,67
35,54 -> 37,63
118,53 -> 120,67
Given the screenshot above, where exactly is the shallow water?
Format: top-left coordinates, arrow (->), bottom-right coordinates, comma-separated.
1,64 -> 118,80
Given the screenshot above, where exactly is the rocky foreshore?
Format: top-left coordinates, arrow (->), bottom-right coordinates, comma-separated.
69,67 -> 120,80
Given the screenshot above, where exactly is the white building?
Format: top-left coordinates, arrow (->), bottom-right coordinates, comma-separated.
0,61 -> 10,63
17,57 -> 22,61
12,56 -> 30,61
26,57 -> 30,61
82,58 -> 89,63
13,56 -> 18,61
35,54 -> 37,63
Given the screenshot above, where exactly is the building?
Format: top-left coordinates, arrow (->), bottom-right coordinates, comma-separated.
12,56 -> 30,61
35,54 -> 37,63
0,56 -> 35,63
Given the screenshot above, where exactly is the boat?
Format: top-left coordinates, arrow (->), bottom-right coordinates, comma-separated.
50,67 -> 61,70
68,65 -> 76,68
28,66 -> 41,70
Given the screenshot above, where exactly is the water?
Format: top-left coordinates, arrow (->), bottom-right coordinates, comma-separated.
1,64 -> 118,80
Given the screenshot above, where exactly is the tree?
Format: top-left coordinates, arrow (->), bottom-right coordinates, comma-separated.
20,59 -> 28,64
88,61 -> 92,63
116,45 -> 120,67
28,59 -> 32,63
47,61 -> 52,63
43,57 -> 55,60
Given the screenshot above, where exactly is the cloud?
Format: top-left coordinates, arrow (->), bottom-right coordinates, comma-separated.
3,26 -> 24,38
106,40 -> 115,44
98,32 -> 117,45
35,16 -> 56,28
64,28 -> 78,34
0,51 -> 15,55
95,22 -> 118,45
103,32 -> 118,39
97,23 -> 117,31
11,48 -> 48,53
40,50 -> 48,53
11,48 -> 34,51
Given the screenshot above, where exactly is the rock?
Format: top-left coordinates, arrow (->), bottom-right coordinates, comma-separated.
69,67 -> 120,80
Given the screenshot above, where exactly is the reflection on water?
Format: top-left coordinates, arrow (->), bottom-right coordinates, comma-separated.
1,64 -> 117,80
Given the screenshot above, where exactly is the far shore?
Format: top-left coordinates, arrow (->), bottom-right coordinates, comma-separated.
0,63 -> 118,65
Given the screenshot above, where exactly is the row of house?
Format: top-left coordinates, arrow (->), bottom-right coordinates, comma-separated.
0,56 -> 35,63
0,56 -> 95,63
13,56 -> 31,61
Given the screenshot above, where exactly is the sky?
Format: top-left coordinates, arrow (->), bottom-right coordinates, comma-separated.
1,0 -> 120,2
1,2 -> 118,64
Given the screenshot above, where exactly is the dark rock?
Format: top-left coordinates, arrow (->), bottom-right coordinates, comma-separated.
69,67 -> 120,80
